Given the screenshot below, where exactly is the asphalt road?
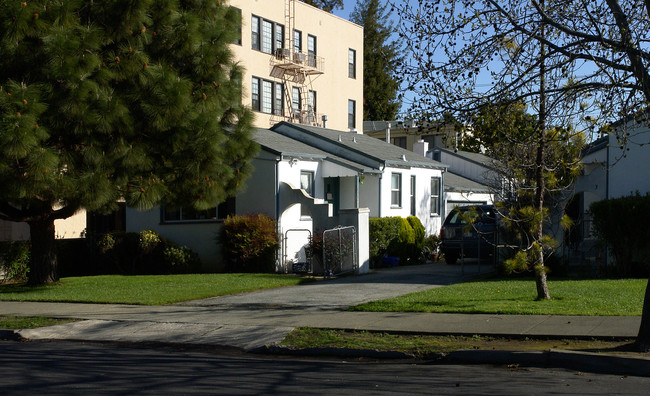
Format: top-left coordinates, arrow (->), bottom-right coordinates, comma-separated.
2,340 -> 648,395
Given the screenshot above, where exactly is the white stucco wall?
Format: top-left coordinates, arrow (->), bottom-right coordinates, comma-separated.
0,210 -> 86,242
607,124 -> 650,198
379,166 -> 444,236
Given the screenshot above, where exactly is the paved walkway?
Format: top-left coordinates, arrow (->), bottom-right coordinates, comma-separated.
0,263 -> 641,352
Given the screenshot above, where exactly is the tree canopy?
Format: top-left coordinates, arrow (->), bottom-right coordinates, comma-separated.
397,0 -> 650,141
350,0 -> 402,121
302,0 -> 344,12
0,0 -> 256,284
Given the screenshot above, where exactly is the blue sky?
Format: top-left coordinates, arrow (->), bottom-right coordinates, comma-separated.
332,0 -> 357,19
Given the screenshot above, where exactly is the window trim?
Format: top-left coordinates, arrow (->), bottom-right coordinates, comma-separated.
391,172 -> 402,208
252,14 -> 284,54
348,99 -> 356,129
161,198 -> 235,224
410,175 -> 416,216
348,48 -> 356,79
430,176 -> 441,216
252,76 -> 283,115
294,29 -> 302,53
300,170 -> 315,197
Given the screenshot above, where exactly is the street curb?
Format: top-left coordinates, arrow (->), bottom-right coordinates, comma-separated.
258,345 -> 419,360
547,349 -> 650,378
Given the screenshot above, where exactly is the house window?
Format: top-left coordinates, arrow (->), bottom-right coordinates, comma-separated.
292,87 -> 301,113
294,30 -> 302,53
253,15 -> 283,54
391,173 -> 402,207
307,34 -> 317,66
162,198 -> 235,223
391,136 -> 407,149
300,170 -> 314,196
348,99 -> 356,129
348,49 -> 356,78
251,16 -> 260,50
410,175 -> 416,216
252,76 -> 282,115
430,177 -> 441,215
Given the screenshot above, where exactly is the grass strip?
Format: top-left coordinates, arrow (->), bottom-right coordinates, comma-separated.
0,315 -> 76,330
349,278 -> 646,316
281,327 -> 641,357
0,273 -> 307,305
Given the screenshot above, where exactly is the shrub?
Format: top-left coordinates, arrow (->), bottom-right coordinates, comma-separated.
96,230 -> 200,275
0,241 -> 30,282
221,214 -> 279,273
369,216 -> 424,266
590,193 -> 650,277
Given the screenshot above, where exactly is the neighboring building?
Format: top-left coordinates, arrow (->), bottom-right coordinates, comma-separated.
363,120 -> 458,150
229,0 -> 364,131
567,116 -> 650,267
128,122 -> 447,271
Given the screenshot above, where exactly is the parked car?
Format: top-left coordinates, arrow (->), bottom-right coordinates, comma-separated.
440,205 -> 497,265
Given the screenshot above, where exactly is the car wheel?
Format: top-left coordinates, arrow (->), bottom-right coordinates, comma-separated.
445,252 -> 458,265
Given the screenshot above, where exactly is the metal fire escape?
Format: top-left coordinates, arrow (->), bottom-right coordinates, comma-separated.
269,0 -> 324,126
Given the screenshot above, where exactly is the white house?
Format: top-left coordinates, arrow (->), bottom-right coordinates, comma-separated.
567,115 -> 650,266
127,122 -> 447,272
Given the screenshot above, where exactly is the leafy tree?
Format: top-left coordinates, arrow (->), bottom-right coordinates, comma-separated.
302,0 -> 344,12
397,0 -> 650,350
0,0 -> 257,285
350,0 -> 402,121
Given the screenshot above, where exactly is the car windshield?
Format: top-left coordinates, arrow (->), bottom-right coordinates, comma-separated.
446,207 -> 495,225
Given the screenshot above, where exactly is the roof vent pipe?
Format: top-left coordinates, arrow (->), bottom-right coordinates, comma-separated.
322,114 -> 328,129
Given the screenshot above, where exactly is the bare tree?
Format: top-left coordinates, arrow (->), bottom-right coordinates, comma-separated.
396,0 -> 650,349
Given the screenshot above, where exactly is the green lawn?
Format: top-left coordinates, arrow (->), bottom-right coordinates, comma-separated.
349,278 -> 647,316
0,274 -> 307,305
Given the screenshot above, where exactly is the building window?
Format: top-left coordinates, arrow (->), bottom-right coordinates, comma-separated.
274,83 -> 284,116
251,77 -> 260,111
251,16 -> 260,50
162,198 -> 235,223
300,170 -> 314,196
390,136 -> 407,149
348,99 -> 356,129
307,34 -> 317,67
348,49 -> 356,78
252,15 -> 283,54
430,177 -> 441,215
410,175 -> 416,216
294,30 -> 302,53
252,76 -> 282,115
292,87 -> 301,113
308,90 -> 316,117
232,7 -> 242,45
391,173 -> 402,207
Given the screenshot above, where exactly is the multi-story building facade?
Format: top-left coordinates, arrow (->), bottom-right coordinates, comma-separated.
229,0 -> 364,131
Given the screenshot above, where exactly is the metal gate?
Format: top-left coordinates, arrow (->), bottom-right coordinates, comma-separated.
322,226 -> 356,277
283,229 -> 312,273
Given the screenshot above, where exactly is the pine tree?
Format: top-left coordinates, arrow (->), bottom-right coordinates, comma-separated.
0,0 -> 256,285
350,0 -> 401,121
301,0 -> 344,12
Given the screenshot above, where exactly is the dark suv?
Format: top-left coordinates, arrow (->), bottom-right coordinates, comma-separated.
440,205 -> 497,264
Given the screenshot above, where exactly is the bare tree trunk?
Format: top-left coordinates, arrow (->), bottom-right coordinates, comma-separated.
27,217 -> 59,285
637,277 -> 650,351
535,0 -> 551,300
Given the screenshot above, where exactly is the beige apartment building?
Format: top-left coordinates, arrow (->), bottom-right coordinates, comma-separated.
228,0 -> 364,131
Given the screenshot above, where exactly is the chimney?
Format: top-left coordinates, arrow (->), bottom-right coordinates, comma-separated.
413,139 -> 429,157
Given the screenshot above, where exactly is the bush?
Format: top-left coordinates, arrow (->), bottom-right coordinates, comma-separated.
590,193 -> 650,277
96,230 -> 200,275
369,216 -> 425,266
0,241 -> 30,282
221,214 -> 279,273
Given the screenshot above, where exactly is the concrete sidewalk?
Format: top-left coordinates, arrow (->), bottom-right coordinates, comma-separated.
1,263 -> 648,376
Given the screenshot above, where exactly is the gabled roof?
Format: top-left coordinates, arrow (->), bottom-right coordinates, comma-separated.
271,122 -> 446,170
582,135 -> 609,156
252,128 -> 379,174
434,147 -> 497,169
444,172 -> 491,193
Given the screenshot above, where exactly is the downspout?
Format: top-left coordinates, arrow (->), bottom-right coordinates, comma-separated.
605,139 -> 610,200
355,174 -> 360,208
440,168 -> 446,222
276,157 -> 282,273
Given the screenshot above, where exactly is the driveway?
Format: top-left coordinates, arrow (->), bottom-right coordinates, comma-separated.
178,261 -> 494,310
